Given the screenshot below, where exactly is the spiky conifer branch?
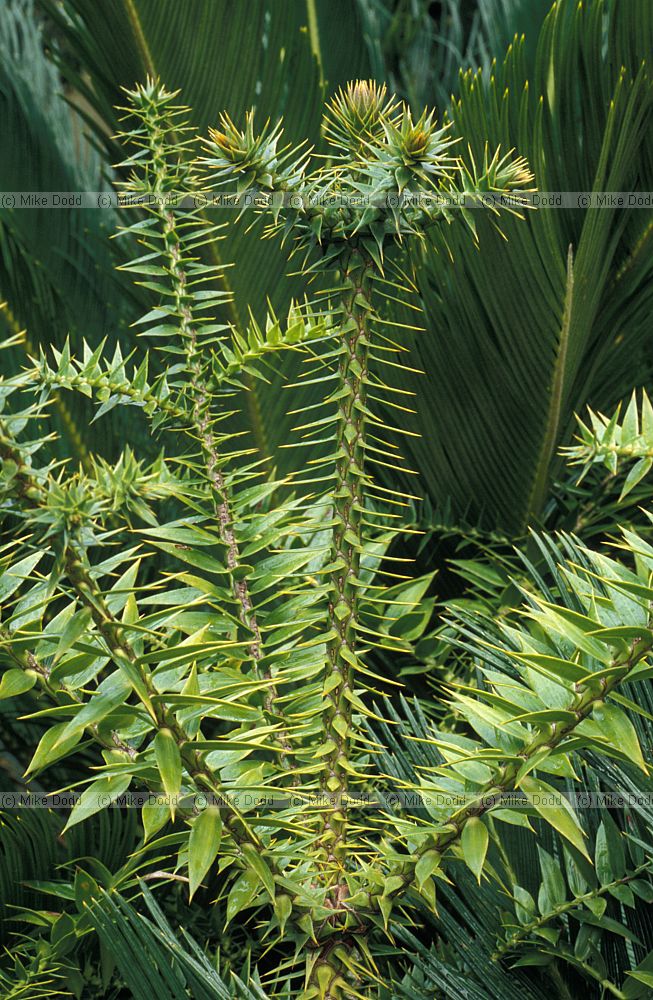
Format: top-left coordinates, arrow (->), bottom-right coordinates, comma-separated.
493,858 -> 653,961
118,82 -> 292,757
32,309 -> 331,428
0,625 -> 138,760
0,421 -> 269,855
376,629 -> 653,914
12,78 -> 645,1000
563,389 -> 653,497
203,80 -> 536,996
320,247 -> 374,873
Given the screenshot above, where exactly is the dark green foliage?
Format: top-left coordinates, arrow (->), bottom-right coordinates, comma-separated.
390,0 -> 653,531
0,2 -> 652,998
3,0 -> 651,533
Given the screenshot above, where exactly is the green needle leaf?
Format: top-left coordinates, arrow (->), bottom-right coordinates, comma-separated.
520,776 -> 589,859
188,805 -> 223,900
593,701 -> 648,774
154,729 -> 182,811
461,817 -> 489,883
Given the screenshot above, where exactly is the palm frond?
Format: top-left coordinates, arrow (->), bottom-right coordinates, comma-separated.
383,0 -> 653,532
87,884 -> 266,1000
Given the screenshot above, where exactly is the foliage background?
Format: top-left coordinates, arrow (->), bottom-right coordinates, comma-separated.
0,1 -> 652,998
6,0 -> 651,536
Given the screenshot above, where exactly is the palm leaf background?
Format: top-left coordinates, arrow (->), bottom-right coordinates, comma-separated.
391,0 -> 653,533
356,0 -> 552,111
41,0 -> 653,535
35,0 -> 372,461
0,0 -> 144,463
6,0 -> 649,537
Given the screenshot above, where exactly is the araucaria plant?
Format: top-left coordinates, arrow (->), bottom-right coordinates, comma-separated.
2,79 -> 653,999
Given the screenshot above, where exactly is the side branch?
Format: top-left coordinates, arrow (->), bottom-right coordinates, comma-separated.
127,89 -> 292,761
158,203 -> 292,758
0,427 -> 266,855
63,548 -> 266,850
378,633 -> 653,910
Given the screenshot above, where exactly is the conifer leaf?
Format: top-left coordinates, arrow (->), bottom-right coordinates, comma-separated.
154,729 -> 182,808
0,668 -> 36,700
520,776 -> 589,859
593,702 -> 648,773
188,806 -> 223,899
64,774 -> 132,831
461,817 -> 489,883
226,870 -> 260,925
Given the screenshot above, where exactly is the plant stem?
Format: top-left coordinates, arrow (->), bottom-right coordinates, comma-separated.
63,548 -> 266,851
139,100 -> 291,758
161,207 -> 292,761
0,627 -> 136,761
547,964 -> 575,1000
494,860 -> 653,960
319,246 -> 373,875
0,424 -> 268,854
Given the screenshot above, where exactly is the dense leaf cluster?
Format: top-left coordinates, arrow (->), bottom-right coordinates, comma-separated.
0,1 -> 652,999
